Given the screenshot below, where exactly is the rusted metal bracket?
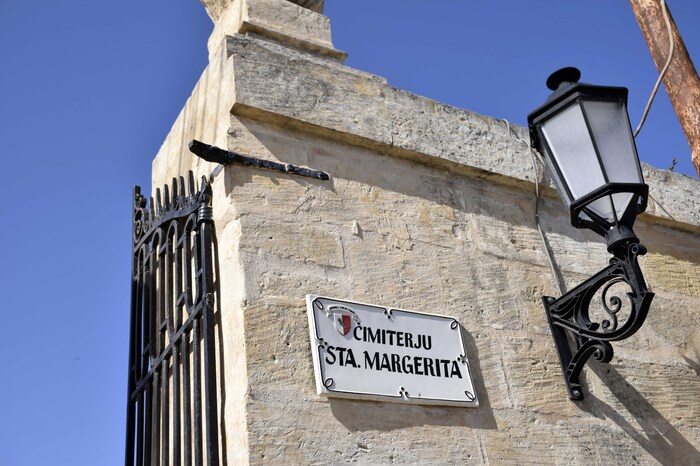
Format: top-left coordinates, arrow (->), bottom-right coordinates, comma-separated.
189,139 -> 330,181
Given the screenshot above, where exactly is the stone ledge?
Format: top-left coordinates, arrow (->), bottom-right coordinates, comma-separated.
238,22 -> 346,62
289,0 -> 323,13
225,34 -> 700,234
206,0 -> 345,62
203,0 -> 324,21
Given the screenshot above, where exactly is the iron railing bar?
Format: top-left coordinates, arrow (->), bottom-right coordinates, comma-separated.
134,252 -> 144,380
158,233 -> 168,358
175,233 -> 184,331
192,229 -> 204,466
173,233 -> 184,466
152,369 -> 161,466
199,216 -> 220,465
129,303 -> 205,400
192,320 -> 203,466
194,230 -> 202,311
165,234 -> 175,340
136,259 -> 147,466
136,253 -> 146,381
173,343 -> 181,466
136,390 -> 145,466
183,333 -> 192,466
144,385 -> 152,466
144,249 -> 153,377
161,360 -> 169,466
152,239 -> 162,357
176,293 -> 187,308
147,247 -> 156,360
183,218 -> 196,310
125,271 -> 138,466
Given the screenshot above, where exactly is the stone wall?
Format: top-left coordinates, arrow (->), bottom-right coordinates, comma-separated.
152,1 -> 700,463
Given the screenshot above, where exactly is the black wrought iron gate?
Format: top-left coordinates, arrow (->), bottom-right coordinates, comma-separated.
126,173 -> 220,466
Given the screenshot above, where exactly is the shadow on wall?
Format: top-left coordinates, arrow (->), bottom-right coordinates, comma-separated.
212,229 -> 229,462
221,114 -> 700,267
328,327 -> 497,431
582,364 -> 700,465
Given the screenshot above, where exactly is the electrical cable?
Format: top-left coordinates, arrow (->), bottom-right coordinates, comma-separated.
633,0 -> 675,138
502,120 -> 567,295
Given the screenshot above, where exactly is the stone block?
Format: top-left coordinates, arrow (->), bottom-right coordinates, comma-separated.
238,214 -> 344,268
588,423 -> 670,465
243,0 -> 333,48
643,252 -> 700,298
343,227 -> 441,310
516,263 -> 567,335
244,302 -> 315,390
482,415 -> 597,464
497,336 -> 583,417
642,167 -> 700,231
470,211 -> 609,277
642,292 -> 700,361
596,359 -> 700,429
456,254 -> 524,331
229,35 -> 387,142
469,335 -> 512,410
245,395 -> 486,464
205,0 -> 342,62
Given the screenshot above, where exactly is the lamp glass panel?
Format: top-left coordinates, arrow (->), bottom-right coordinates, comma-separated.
582,100 -> 643,184
585,195 -> 618,223
540,103 -> 606,202
583,100 -> 642,221
538,140 -> 575,208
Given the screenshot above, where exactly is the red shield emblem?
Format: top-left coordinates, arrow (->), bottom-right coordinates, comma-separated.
330,306 -> 355,336
336,313 -> 351,335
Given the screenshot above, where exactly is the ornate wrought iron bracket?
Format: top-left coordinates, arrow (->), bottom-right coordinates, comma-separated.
543,241 -> 654,400
189,139 -> 330,180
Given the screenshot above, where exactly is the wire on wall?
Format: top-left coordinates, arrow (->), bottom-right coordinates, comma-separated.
633,0 -> 675,138
502,120 -> 567,295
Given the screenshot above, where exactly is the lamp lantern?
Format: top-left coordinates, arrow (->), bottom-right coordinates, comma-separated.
528,68 -> 654,401
528,67 -> 649,251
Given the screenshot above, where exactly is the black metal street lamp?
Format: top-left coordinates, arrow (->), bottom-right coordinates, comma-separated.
528,67 -> 654,400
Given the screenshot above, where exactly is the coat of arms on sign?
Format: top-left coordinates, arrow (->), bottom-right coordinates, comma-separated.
329,305 -> 357,336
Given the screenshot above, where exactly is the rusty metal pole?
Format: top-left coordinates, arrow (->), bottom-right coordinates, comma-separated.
629,0 -> 700,176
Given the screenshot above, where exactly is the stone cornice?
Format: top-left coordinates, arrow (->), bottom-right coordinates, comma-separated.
221,34 -> 700,233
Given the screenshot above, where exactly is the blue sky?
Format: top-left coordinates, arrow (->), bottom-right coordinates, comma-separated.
0,1 -> 697,464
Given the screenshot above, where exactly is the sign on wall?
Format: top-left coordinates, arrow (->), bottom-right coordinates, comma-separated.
306,295 -> 478,407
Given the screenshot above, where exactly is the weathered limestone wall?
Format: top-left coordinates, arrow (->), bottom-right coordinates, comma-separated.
152,1 -> 700,463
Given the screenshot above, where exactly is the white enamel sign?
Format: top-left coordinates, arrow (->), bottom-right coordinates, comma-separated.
306,295 -> 478,407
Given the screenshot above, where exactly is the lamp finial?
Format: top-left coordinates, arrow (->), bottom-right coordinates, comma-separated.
546,67 -> 581,90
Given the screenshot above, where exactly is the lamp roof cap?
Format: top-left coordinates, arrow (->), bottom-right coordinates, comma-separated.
546,67 -> 581,91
